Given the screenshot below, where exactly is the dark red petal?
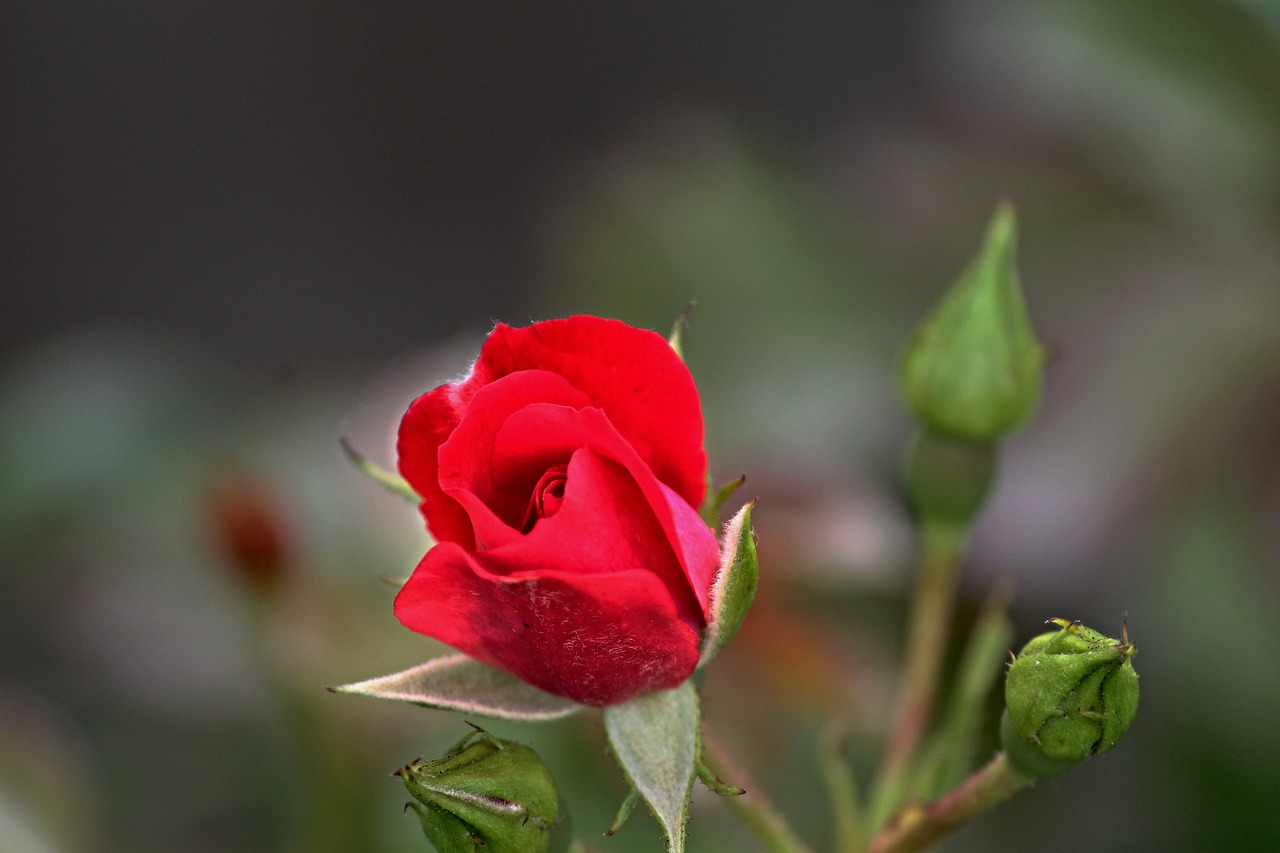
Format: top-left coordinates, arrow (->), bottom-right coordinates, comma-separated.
394,541 -> 702,706
521,466 -> 568,532
436,371 -> 590,548
477,317 -> 707,508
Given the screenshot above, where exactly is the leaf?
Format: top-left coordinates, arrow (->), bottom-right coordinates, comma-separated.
602,681 -> 699,853
329,655 -> 583,721
699,501 -> 759,666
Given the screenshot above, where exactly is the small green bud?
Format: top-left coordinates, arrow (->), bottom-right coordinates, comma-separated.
900,203 -> 1045,442
396,727 -> 560,853
1001,619 -> 1139,777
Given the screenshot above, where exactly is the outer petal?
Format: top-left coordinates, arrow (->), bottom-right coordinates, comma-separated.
410,318 -> 706,504
656,481 -> 719,618
394,542 -> 702,706
397,382 -> 478,548
397,317 -> 707,543
482,317 -> 706,508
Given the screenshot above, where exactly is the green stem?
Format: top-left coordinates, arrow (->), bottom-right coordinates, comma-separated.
867,752 -> 1033,853
700,728 -> 816,853
873,523 -> 967,819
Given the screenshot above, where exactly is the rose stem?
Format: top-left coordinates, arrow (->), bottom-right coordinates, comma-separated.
867,751 -> 1033,853
872,522 -> 967,821
700,727 -> 816,853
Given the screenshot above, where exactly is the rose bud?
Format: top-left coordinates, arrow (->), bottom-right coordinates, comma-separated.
1001,618 -> 1139,777
397,727 -> 560,853
205,472 -> 292,596
899,203 -> 1045,443
394,317 -> 721,706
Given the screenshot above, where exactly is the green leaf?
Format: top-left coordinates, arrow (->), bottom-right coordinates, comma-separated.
329,655 -> 583,722
602,681 -> 700,853
339,436 -> 422,505
699,501 -> 759,666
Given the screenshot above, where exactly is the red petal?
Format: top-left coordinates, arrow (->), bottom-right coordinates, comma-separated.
489,404 -> 716,609
656,480 -> 719,619
476,317 -> 707,508
423,368 -> 718,617
501,447 -> 703,624
396,382 -> 477,548
397,318 -> 708,544
435,371 -> 589,548
394,540 -> 702,706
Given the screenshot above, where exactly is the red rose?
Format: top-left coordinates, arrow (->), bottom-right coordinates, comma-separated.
394,316 -> 720,706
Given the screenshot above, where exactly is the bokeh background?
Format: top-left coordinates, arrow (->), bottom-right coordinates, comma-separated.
4,1 -> 1279,851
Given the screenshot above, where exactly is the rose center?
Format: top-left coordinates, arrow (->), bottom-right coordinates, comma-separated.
520,465 -> 568,533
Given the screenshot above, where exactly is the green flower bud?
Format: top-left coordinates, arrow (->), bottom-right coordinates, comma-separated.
1001,619 -> 1139,777
900,203 -> 1045,442
396,727 -> 560,853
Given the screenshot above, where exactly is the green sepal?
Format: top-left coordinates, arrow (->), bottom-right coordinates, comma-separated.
698,501 -> 759,667
999,711 -> 1084,778
602,681 -> 700,853
406,801 -> 481,853
606,789 -> 641,836
700,474 -> 746,528
340,437 -> 422,505
899,202 -> 1045,442
668,304 -> 694,360
330,655 -> 583,722
695,754 -> 745,797
902,428 -> 997,532
397,727 -> 560,853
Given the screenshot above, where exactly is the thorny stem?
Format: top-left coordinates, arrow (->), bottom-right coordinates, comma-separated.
700,727 -> 816,853
868,752 -> 1033,853
874,523 -> 966,818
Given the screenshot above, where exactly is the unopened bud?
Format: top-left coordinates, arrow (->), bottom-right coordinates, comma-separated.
1001,619 -> 1139,777
900,203 -> 1045,442
396,727 -> 560,853
205,472 -> 292,595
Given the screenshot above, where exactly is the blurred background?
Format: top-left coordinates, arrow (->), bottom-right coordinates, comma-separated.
3,1 -> 1279,851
